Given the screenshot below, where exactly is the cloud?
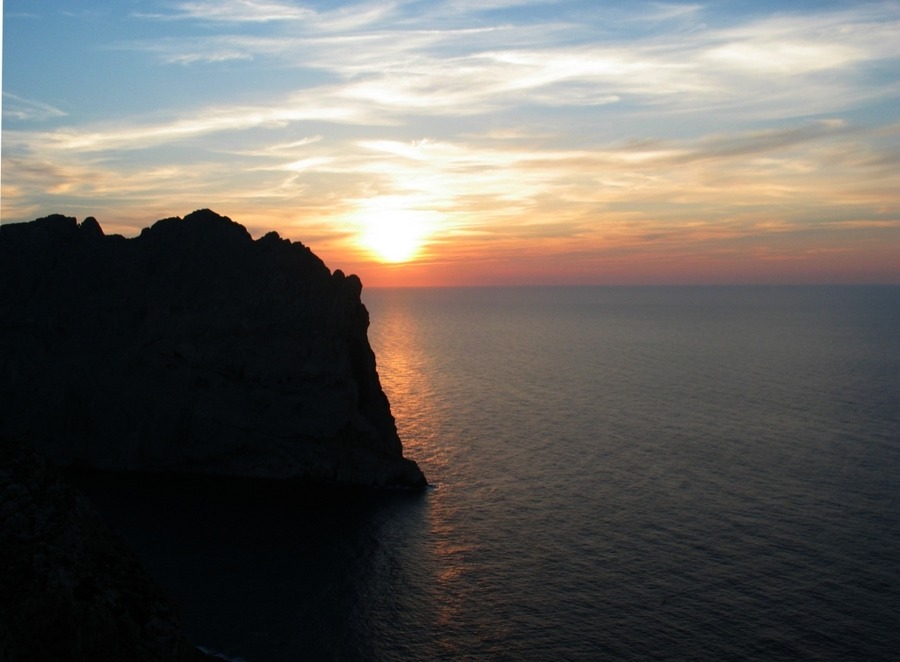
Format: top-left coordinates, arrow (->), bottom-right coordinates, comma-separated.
647,121 -> 853,166
443,0 -> 556,11
13,94 -> 385,154
141,0 -> 402,31
163,49 -> 254,65
126,1 -> 900,125
2,93 -> 68,122
638,3 -> 703,23
149,0 -> 315,23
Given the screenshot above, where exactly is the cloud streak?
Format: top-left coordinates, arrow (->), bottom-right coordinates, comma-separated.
2,93 -> 68,122
143,0 -> 316,23
120,1 -> 900,127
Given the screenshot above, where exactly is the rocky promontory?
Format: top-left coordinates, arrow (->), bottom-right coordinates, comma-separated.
0,209 -> 425,489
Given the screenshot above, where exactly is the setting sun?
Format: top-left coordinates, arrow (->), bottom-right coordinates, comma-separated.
358,203 -> 436,263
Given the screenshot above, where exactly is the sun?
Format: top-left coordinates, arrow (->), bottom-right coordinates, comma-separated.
359,206 -> 435,263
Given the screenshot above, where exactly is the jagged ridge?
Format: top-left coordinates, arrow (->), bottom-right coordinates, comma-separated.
0,210 -> 425,489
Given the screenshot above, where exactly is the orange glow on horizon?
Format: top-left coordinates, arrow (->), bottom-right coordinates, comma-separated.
316,233 -> 900,288
50,202 -> 900,290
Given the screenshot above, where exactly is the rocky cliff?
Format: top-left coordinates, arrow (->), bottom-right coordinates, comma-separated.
0,209 -> 425,489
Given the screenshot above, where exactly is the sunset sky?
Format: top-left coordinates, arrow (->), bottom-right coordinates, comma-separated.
3,0 -> 899,286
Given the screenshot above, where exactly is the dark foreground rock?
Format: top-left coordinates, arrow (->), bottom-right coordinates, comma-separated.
0,210 -> 425,489
0,438 -> 210,661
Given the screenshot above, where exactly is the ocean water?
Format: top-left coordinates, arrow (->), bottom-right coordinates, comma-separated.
78,286 -> 900,660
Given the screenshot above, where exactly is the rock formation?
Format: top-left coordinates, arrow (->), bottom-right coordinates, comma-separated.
0,437 -> 211,661
0,210 -> 425,489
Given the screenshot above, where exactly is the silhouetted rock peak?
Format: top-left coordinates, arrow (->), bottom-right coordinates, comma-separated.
0,211 -> 426,490
1,213 -> 104,245
140,209 -> 251,245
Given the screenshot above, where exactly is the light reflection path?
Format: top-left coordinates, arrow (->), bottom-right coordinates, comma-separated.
364,290 -> 478,657
364,295 -> 433,458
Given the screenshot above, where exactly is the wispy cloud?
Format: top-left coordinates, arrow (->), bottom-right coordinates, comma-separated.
125,2 -> 900,124
142,0 -> 403,31
146,0 -> 315,23
2,93 -> 68,122
11,94 -> 385,154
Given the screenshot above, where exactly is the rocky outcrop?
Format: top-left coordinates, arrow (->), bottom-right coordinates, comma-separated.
0,210 -> 425,489
0,438 -> 211,661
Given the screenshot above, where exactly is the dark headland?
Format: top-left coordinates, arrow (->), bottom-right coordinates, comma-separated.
0,209 -> 425,490
0,209 -> 426,659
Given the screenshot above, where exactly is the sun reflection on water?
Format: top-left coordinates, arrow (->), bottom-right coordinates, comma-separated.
364,290 -> 475,650
366,293 -> 442,472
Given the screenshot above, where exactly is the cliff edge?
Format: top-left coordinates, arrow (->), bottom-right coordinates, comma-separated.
0,209 -> 425,489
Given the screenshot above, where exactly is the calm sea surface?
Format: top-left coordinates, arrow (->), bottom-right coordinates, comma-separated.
80,286 -> 900,660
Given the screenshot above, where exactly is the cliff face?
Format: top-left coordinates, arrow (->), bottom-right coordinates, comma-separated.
0,210 -> 425,489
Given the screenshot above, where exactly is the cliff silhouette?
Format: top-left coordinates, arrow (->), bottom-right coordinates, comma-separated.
0,209 -> 425,489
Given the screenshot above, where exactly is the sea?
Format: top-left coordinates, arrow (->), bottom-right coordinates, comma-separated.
77,285 -> 900,661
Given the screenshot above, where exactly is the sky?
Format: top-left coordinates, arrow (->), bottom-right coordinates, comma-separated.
2,0 -> 900,286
